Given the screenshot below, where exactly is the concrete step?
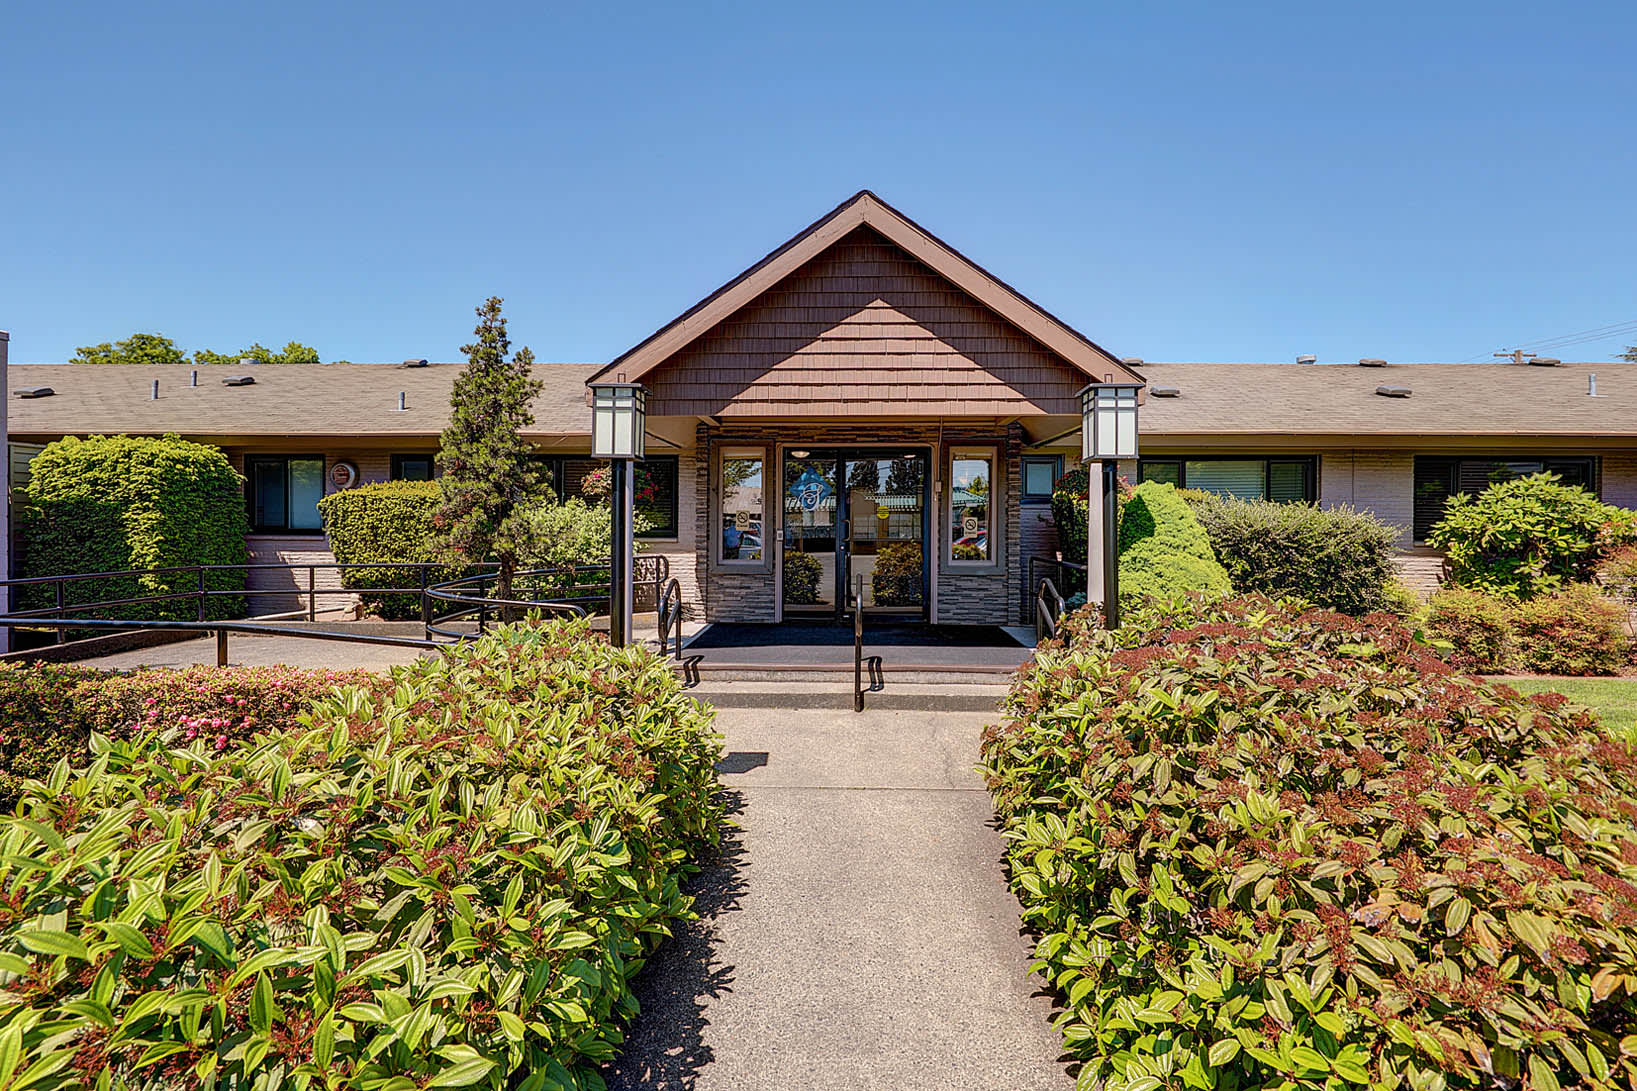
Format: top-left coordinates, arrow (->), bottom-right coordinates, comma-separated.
680,679 -> 1010,711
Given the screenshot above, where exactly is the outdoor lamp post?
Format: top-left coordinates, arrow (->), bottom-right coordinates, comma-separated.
1081,381 -> 1142,629
590,382 -> 646,647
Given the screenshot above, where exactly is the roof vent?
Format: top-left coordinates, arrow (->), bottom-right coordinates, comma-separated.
222,375 -> 256,387
1296,354 -> 1317,365
1150,385 -> 1181,398
400,358 -> 429,368
238,357 -> 259,366
1375,384 -> 1411,398
1359,358 -> 1388,367
14,386 -> 54,399
1120,357 -> 1144,366
1529,356 -> 1560,367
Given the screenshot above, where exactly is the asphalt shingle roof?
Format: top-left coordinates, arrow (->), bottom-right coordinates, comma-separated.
6,360 -> 1634,440
6,362 -> 599,439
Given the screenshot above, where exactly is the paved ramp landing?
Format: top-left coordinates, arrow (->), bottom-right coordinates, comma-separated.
604,706 -> 1070,1091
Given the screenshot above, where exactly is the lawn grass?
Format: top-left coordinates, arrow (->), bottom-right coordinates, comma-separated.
1496,677 -> 1637,742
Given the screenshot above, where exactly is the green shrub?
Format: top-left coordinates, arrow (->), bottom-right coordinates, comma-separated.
15,434 -> 248,622
0,618 -> 722,1090
783,551 -> 824,605
0,662 -> 379,809
1424,586 -> 1518,673
519,497 -> 617,570
1186,494 -> 1400,615
1051,466 -> 1094,563
1602,545 -> 1637,618
1512,583 -> 1631,676
319,481 -> 465,619
1428,473 -> 1637,599
1379,577 -> 1422,619
872,541 -> 922,606
984,594 -> 1637,1089
1116,481 -> 1231,606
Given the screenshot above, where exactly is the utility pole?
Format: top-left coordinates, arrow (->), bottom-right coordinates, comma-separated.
1494,349 -> 1537,365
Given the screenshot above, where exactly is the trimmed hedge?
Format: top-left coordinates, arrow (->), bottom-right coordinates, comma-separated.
1185,493 -> 1401,615
0,662 -> 380,808
15,434 -> 248,621
1116,481 -> 1231,605
318,481 -> 464,620
1428,473 -> 1637,599
0,618 -> 723,1089
984,594 -> 1637,1089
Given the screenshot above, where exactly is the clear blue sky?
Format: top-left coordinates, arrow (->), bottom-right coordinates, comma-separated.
3,1 -> 1634,365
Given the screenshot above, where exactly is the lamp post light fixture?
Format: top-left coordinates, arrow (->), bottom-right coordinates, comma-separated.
1080,381 -> 1143,630
590,382 -> 647,647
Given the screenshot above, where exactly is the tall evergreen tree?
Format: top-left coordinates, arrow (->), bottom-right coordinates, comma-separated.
435,297 -> 545,614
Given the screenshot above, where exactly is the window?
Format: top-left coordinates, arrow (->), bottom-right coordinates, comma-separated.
530,455 -> 567,502
636,456 -> 679,539
1021,455 -> 1062,501
1138,457 -> 1316,503
245,456 -> 325,533
1412,455 -> 1597,542
949,448 -> 994,563
719,449 -> 765,564
390,454 -> 435,481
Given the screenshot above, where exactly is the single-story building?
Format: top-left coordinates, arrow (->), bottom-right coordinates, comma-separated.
8,191 -> 1635,623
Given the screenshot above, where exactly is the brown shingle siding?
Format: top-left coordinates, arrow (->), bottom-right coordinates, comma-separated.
642,228 -> 1088,419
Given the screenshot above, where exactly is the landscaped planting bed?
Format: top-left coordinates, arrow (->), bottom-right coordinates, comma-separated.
0,662 -> 383,809
984,594 -> 1637,1090
0,618 -> 722,1090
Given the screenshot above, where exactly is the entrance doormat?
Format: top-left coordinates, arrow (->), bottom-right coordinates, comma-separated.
687,622 -> 1027,649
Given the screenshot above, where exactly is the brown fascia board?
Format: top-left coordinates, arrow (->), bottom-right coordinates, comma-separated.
591,190 -> 1142,388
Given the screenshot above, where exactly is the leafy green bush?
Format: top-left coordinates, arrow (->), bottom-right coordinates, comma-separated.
0,618 -> 722,1090
1428,473 -> 1637,599
519,497 -> 619,570
872,542 -> 922,606
984,594 -> 1637,1090
1512,584 -> 1632,676
1116,481 -> 1231,606
782,551 -> 823,605
319,481 -> 465,619
1185,494 -> 1400,615
1051,466 -> 1094,563
15,434 -> 248,621
1602,546 -> 1637,620
0,663 -> 379,809
1424,586 -> 1518,673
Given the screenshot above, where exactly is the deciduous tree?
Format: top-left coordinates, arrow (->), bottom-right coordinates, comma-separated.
70,333 -> 186,365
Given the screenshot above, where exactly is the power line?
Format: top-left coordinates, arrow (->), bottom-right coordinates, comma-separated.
1461,316 -> 1637,363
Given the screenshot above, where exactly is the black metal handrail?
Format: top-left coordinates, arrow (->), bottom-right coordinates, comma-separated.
656,577 -> 684,660
1035,577 -> 1067,644
1027,555 -> 1087,623
423,569 -> 593,641
852,573 -> 865,712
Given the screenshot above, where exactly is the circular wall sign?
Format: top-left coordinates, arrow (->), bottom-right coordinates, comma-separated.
329,461 -> 359,489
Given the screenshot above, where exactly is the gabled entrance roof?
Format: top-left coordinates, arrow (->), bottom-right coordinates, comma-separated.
590,190 -> 1143,390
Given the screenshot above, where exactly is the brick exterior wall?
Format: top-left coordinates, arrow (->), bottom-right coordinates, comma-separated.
1319,451 -> 1415,546
1603,453 -> 1637,509
689,420 -> 1024,625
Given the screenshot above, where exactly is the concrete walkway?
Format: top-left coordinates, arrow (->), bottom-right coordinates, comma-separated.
605,704 -> 1070,1091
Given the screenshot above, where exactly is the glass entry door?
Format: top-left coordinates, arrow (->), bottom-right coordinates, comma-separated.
781,449 -> 927,618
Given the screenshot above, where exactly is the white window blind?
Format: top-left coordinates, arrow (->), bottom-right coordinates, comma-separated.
1185,460 -> 1265,500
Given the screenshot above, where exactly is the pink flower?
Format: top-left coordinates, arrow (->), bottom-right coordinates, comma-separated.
214,735 -> 228,750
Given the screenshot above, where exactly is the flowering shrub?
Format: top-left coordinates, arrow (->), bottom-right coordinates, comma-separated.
1428,473 -> 1637,599
0,663 -> 379,808
0,618 -> 722,1090
983,594 -> 1637,1089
